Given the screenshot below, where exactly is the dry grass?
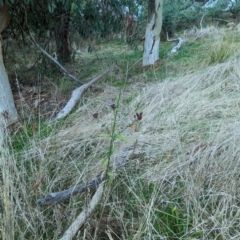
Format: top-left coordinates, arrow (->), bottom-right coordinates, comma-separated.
2,28 -> 240,239
183,26 -> 222,40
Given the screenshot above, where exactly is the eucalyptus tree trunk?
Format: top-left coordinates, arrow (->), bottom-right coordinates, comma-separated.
143,0 -> 163,67
0,6 -> 18,138
0,36 -> 18,129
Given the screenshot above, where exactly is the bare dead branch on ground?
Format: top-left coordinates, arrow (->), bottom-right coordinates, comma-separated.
26,34 -> 84,84
37,146 -> 135,207
24,32 -> 113,120
170,37 -> 184,55
59,183 -> 104,240
166,32 -> 179,42
166,32 -> 184,55
37,175 -> 106,207
54,69 -> 111,120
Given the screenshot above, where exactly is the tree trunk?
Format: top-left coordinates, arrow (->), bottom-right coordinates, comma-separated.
54,10 -> 71,63
0,36 -> 18,129
143,0 -> 163,67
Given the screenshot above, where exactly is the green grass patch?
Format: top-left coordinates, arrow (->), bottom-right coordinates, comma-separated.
10,118 -> 53,153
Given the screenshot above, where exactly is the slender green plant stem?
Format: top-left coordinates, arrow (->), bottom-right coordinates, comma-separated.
105,89 -> 122,176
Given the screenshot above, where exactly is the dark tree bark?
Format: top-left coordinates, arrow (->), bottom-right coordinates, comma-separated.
54,10 -> 70,63
148,0 -> 155,23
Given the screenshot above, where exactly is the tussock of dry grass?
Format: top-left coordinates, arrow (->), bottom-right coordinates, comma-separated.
2,29 -> 240,239
184,26 -> 223,40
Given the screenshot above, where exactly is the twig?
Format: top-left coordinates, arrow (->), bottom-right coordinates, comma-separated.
59,183 -> 104,240
26,38 -> 52,72
200,13 -> 206,31
128,57 -> 143,71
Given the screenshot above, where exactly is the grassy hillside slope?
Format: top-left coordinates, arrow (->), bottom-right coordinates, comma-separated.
1,26 -> 240,239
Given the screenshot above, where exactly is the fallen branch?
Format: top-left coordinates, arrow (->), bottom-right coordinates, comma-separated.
166,32 -> 179,42
54,69 -> 111,121
37,147 -> 135,240
166,33 -> 184,55
170,37 -> 184,55
37,146 -> 135,207
25,33 -> 111,121
25,34 -> 84,85
37,175 -> 106,207
59,183 -> 104,240
200,13 -> 206,32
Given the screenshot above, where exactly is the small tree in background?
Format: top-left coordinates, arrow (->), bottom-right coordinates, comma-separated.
162,0 -> 203,38
204,0 -> 230,20
229,1 -> 240,19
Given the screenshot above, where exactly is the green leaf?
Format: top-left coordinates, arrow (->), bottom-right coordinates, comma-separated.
116,95 -> 120,103
52,2 -> 56,9
48,4 -> 53,13
99,133 -> 111,138
101,157 -> 109,167
191,232 -> 204,238
48,2 -> 56,13
107,170 -> 114,185
115,135 -> 128,141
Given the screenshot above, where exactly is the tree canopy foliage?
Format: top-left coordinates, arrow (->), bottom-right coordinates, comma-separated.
1,0 -> 141,62
1,0 -> 240,63
161,0 -> 240,38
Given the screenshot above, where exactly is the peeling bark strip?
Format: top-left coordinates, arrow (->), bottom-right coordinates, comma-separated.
150,39 -> 156,54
